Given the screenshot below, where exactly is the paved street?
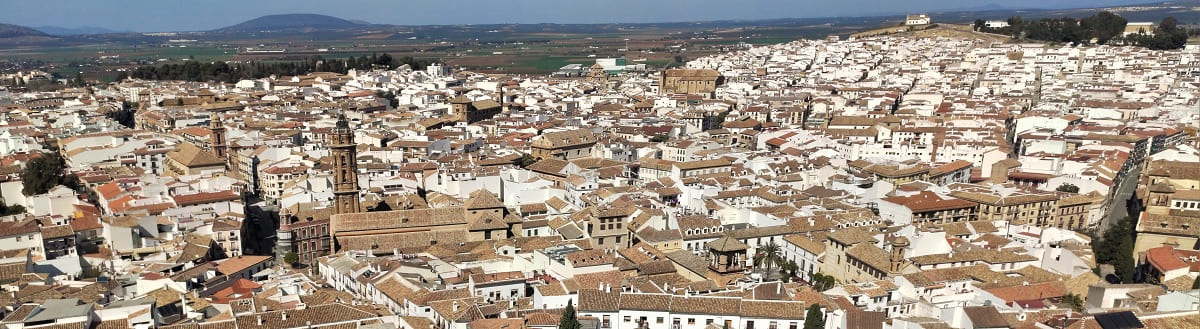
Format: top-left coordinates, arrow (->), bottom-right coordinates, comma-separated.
1099,164 -> 1142,234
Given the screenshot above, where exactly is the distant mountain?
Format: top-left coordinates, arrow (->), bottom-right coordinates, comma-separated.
0,23 -> 51,38
37,25 -> 128,36
214,14 -> 364,32
949,3 -> 1020,12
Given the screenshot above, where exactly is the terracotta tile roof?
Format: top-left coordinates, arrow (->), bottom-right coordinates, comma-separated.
782,234 -> 826,254
825,227 -> 877,246
331,207 -> 469,233
882,191 -> 976,213
231,303 -> 378,329
215,255 -> 272,276
565,249 -> 615,267
0,219 -> 40,237
909,249 -> 1038,266
0,262 -> 25,284
470,271 -> 524,284
707,236 -> 749,252
40,225 -> 74,239
167,142 -> 225,168
577,289 -> 621,312
173,190 -> 241,206
739,300 -> 806,319
618,293 -> 672,311
984,281 -> 1067,302
464,189 -> 505,210
1146,246 -> 1191,272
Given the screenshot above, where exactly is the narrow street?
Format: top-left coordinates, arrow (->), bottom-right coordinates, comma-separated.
1098,164 -> 1142,234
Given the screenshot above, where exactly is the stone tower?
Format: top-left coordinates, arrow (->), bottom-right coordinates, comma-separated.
209,113 -> 227,160
890,236 -> 909,273
330,113 -> 360,214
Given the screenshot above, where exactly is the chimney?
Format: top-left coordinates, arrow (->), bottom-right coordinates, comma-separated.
281,311 -> 287,321
452,301 -> 459,312
777,283 -> 782,294
256,316 -> 263,326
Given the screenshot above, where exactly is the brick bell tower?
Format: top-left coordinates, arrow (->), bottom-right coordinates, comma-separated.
330,113 -> 361,214
209,113 -> 227,160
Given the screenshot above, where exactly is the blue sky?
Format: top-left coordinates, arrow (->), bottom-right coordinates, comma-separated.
0,0 -> 1154,32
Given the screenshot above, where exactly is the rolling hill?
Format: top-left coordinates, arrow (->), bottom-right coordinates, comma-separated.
214,14 -> 365,32
0,23 -> 51,38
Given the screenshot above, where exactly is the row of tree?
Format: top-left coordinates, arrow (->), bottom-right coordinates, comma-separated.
121,53 -> 437,83
1092,216 -> 1137,283
975,12 -> 1129,45
1126,17 -> 1190,50
974,12 -> 1190,49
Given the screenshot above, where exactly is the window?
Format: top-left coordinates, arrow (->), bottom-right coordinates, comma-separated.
624,317 -> 632,323
688,318 -> 696,325
657,317 -> 664,324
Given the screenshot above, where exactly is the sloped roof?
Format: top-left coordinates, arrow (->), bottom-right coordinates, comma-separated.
708,236 -> 749,252
465,189 -> 504,210
168,143 -> 225,168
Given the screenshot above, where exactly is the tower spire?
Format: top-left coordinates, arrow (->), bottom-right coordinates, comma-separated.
330,112 -> 361,214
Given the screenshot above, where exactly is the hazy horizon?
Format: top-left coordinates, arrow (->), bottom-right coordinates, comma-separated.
0,0 -> 1157,32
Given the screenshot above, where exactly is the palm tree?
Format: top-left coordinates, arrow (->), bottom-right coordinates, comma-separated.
754,242 -> 784,273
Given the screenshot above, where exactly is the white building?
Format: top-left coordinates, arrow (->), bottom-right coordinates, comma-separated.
905,14 -> 931,26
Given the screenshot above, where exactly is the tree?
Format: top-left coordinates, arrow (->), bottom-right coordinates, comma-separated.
0,202 -> 26,216
1192,274 -> 1200,289
106,105 -> 137,129
513,154 -> 537,168
21,152 -> 80,196
374,91 -> 399,108
803,304 -> 825,329
70,73 -> 85,87
559,300 -> 581,329
1062,293 -> 1084,312
284,252 -> 299,266
973,19 -> 986,31
650,134 -> 669,143
1129,17 -> 1188,50
779,260 -> 799,283
1056,183 -> 1080,193
754,242 -> 784,273
810,272 -> 836,291
1092,216 -> 1137,283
